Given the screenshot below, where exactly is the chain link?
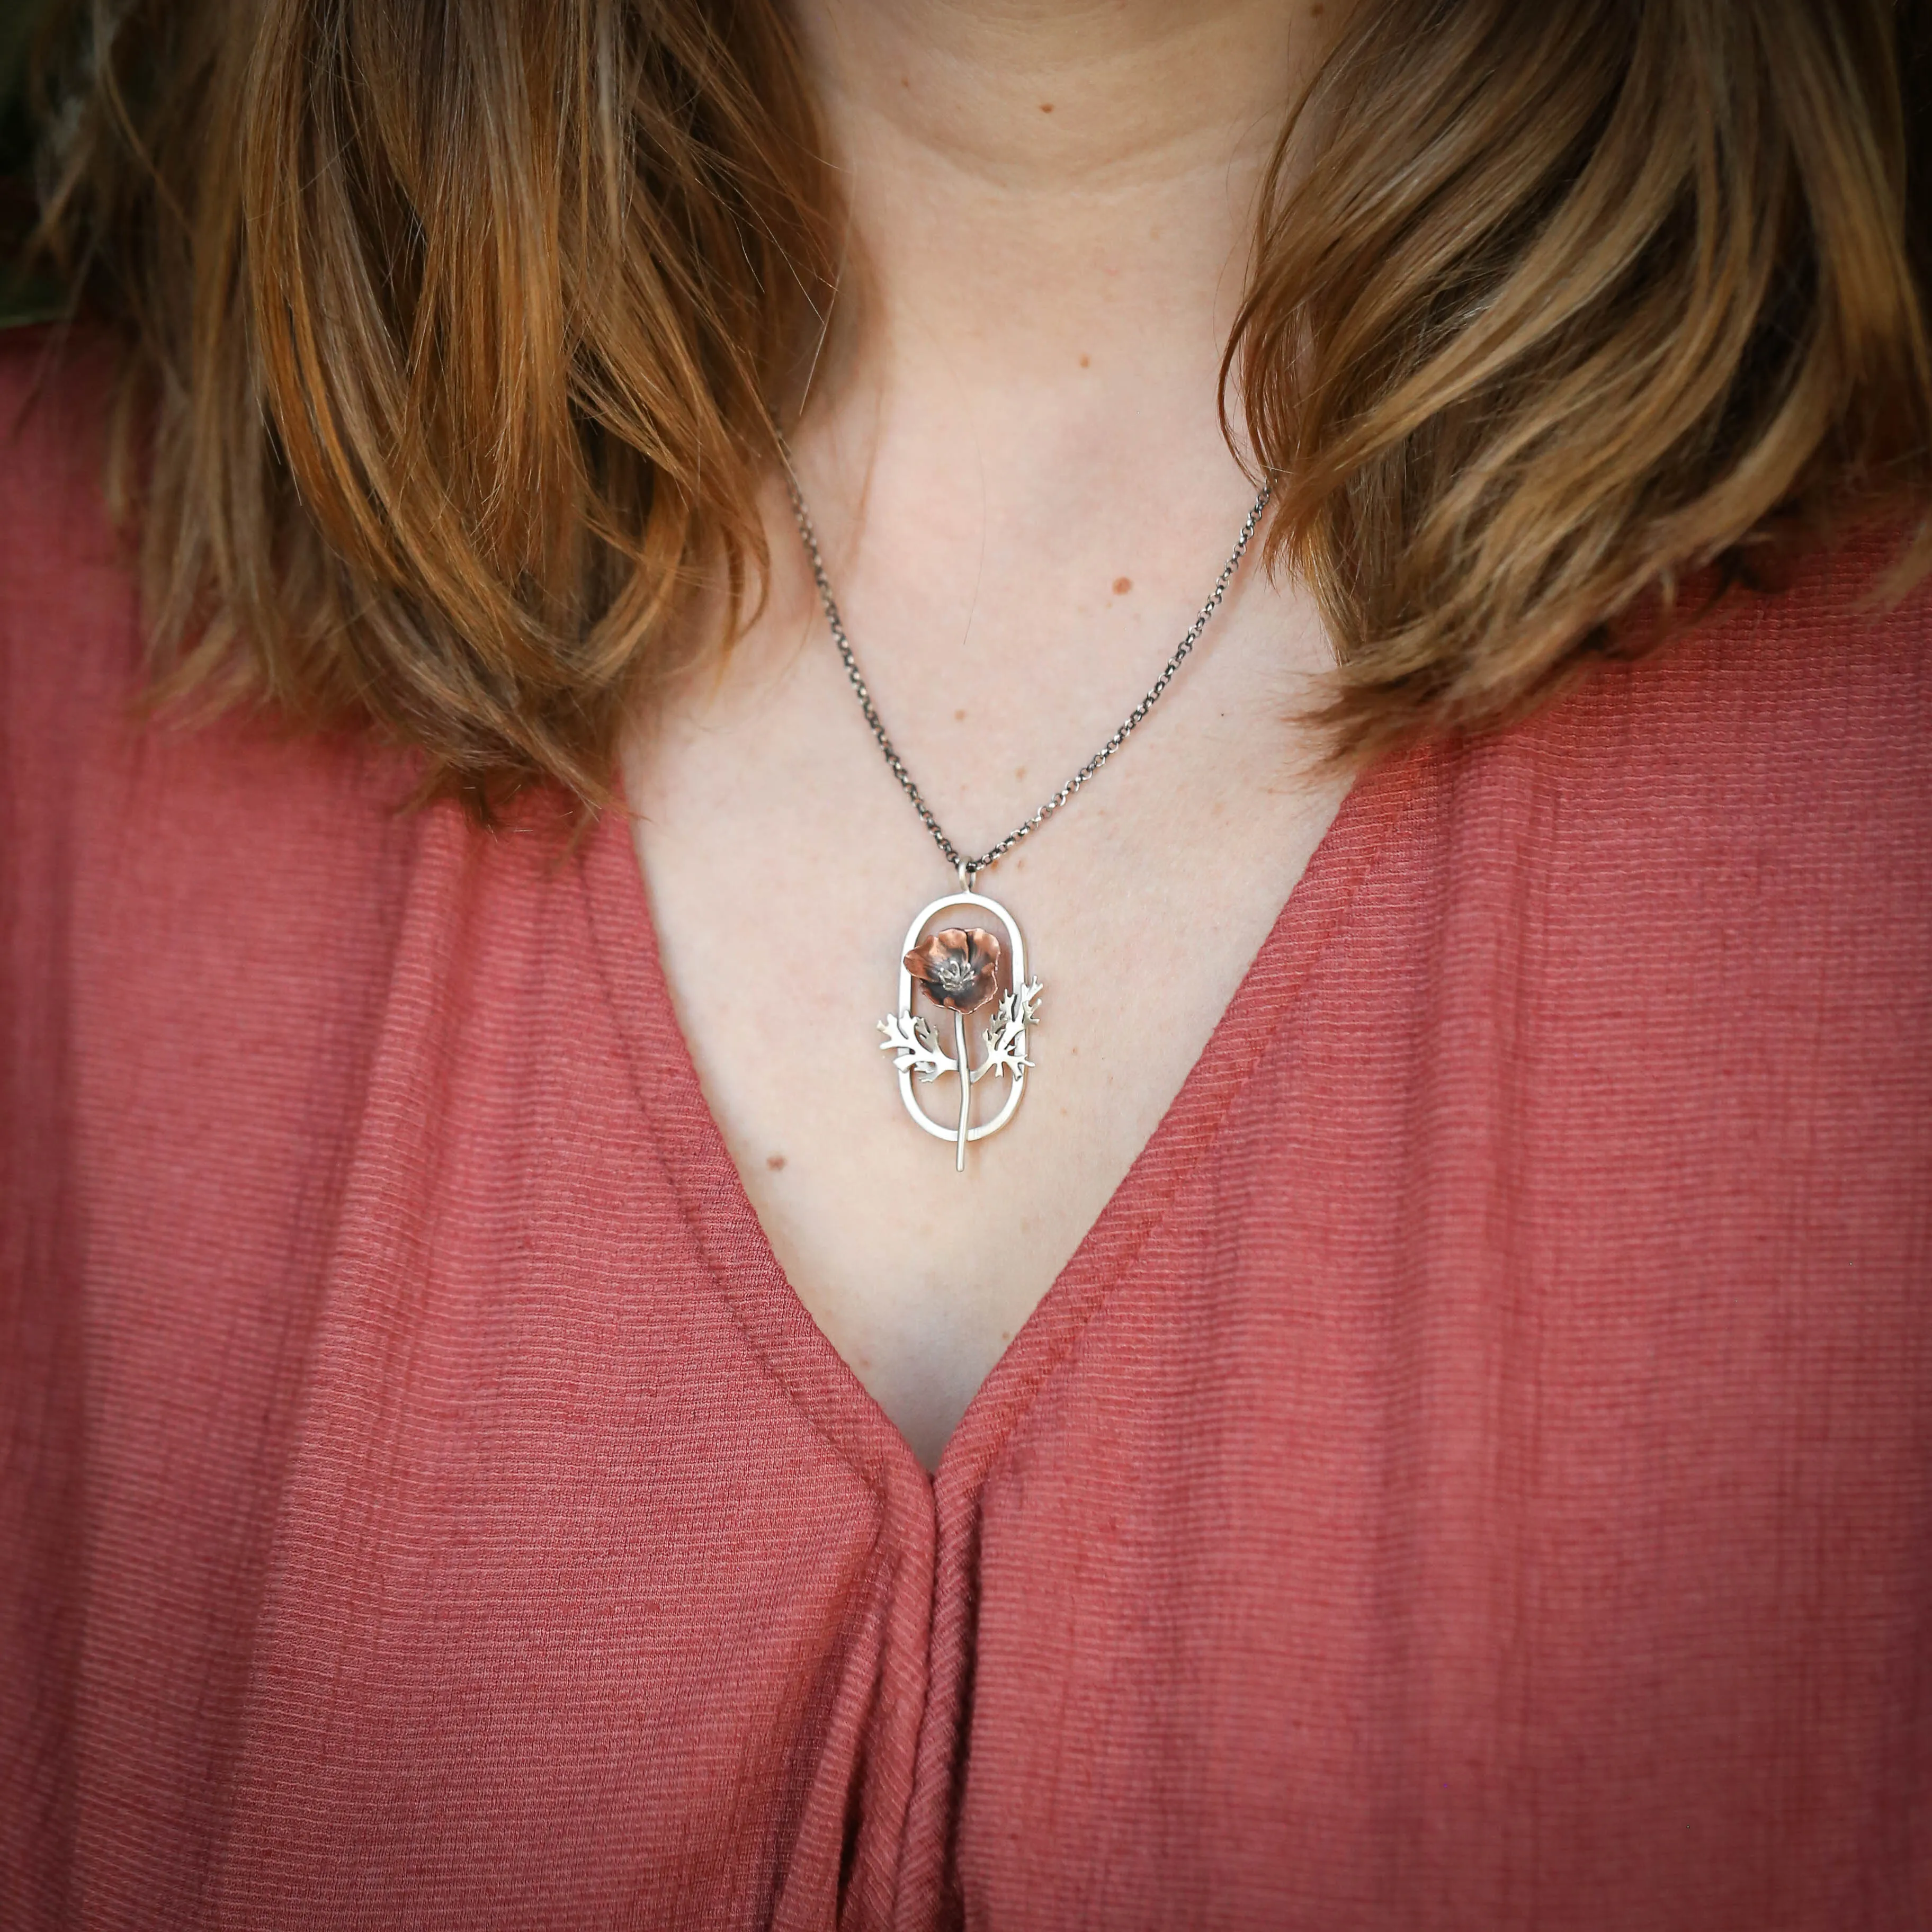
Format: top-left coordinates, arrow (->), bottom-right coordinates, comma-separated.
780,447 -> 1271,884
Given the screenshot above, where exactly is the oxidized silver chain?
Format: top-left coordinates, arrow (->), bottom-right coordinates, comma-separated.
781,453 -> 1271,884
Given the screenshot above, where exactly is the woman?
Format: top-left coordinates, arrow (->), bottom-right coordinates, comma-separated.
3,0 -> 1928,1924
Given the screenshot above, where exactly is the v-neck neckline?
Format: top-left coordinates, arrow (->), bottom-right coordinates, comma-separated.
577,739 -> 1433,1501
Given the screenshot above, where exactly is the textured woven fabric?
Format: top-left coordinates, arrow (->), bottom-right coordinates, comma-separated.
4,332 -> 1930,1930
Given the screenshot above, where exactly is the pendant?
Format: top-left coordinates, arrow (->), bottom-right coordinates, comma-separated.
878,876 -> 1044,1171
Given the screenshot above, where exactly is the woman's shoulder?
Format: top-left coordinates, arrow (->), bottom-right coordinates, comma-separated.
1,321 -> 127,582
1650,529 -> 1929,735
1463,527 -> 1929,849
0,324 -> 432,1017
0,324 -> 144,774
0,320 -> 424,828
1393,530 -> 1932,1086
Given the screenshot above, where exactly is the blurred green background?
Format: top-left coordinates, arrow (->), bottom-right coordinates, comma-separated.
1,0 -> 65,326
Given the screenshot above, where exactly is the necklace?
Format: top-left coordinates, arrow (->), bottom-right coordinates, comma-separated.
782,455 -> 1270,1171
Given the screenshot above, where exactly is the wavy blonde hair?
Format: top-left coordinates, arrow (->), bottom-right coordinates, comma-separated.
30,0 -> 1932,811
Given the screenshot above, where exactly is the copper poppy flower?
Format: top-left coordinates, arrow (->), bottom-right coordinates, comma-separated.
905,927 -> 1003,1012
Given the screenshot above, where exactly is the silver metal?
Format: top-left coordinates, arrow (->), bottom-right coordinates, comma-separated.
780,442 -> 1271,882
879,886 -> 1042,1168
953,1011 -> 971,1172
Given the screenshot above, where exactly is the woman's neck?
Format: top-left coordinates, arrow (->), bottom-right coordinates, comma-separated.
786,1 -> 1339,552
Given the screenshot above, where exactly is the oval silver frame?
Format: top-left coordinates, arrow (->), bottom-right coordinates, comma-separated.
895,889 -> 1028,1144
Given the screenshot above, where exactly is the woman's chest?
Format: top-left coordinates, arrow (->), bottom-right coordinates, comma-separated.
623,607 -> 1345,1465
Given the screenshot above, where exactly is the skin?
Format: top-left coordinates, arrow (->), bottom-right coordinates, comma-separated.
624,0 -> 1352,1470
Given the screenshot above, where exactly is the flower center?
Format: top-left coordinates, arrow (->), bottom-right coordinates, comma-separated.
937,957 -> 972,991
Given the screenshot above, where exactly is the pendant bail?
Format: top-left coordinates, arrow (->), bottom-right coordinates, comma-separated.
958,858 -> 974,893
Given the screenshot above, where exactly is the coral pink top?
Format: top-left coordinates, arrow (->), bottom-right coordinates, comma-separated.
4,334 -> 1930,1931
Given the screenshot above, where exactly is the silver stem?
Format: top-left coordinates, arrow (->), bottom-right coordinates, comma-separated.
954,1010 -> 970,1173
